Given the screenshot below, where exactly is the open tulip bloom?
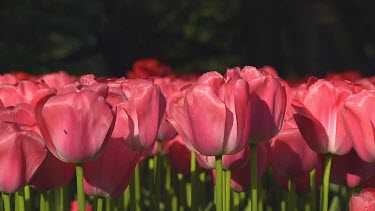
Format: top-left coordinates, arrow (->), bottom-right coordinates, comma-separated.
2,67 -> 375,211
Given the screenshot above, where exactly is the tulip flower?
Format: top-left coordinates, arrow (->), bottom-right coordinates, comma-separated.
29,151 -> 76,191
350,188 -> 375,211
268,118 -> 321,179
292,79 -> 355,211
121,79 -> 166,150
167,70 -> 251,156
167,136 -> 192,175
35,88 -> 114,163
330,150 -> 375,188
83,139 -> 140,198
342,90 -> 375,162
237,66 -> 288,143
0,122 -> 46,193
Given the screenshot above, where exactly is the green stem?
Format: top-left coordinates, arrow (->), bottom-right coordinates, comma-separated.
154,141 -> 163,210
17,187 -> 25,211
76,163 -> 85,211
310,169 -> 316,211
130,163 -> 141,211
177,173 -> 186,210
105,197 -> 111,211
24,186 -> 31,211
233,191 -> 240,211
215,155 -> 223,211
190,151 -> 198,211
251,143 -> 258,211
288,178 -> 296,211
123,187 -> 130,211
97,197 -> 103,211
40,192 -> 46,211
322,154 -> 332,211
225,170 -> 231,211
2,192 -> 11,211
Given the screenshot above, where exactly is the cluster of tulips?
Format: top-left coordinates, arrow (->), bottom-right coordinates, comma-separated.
1,58 -> 375,211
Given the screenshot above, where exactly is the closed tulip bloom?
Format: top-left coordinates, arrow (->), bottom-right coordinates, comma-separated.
167,136 -> 192,175
35,88 -> 114,163
29,151 -> 76,191
0,122 -> 46,193
237,66 -> 289,143
167,70 -> 251,156
330,150 -> 375,188
292,79 -> 354,155
350,188 -> 375,211
342,90 -> 375,162
83,139 -> 140,198
268,118 -> 321,178
121,79 -> 166,150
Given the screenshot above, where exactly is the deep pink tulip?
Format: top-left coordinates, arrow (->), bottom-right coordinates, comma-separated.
35,87 -> 114,163
0,122 -> 46,193
0,73 -> 18,85
167,136 -> 192,175
350,188 -> 375,211
121,79 -> 166,150
83,139 -> 140,198
237,66 -> 289,143
167,70 -> 251,156
330,150 -> 375,188
29,151 -> 76,191
268,118 -> 321,178
342,90 -> 375,162
292,79 -> 354,155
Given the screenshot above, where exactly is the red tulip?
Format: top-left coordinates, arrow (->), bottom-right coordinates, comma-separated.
237,66 -> 289,143
0,122 -> 46,193
342,90 -> 375,162
292,79 -> 354,155
350,188 -> 375,211
83,139 -> 140,198
35,87 -> 114,163
127,58 -> 174,79
167,70 -> 251,156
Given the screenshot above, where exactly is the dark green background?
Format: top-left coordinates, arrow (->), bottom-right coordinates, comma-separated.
1,1 -> 374,79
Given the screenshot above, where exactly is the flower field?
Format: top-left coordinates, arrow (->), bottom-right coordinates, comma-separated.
1,59 -> 375,211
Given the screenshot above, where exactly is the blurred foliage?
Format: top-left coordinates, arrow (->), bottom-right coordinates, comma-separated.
1,0 -> 375,78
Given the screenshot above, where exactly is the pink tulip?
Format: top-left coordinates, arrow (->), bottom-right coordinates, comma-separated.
342,90 -> 375,162
83,139 -> 140,198
0,122 -> 46,193
350,188 -> 375,211
330,150 -> 375,188
37,71 -> 77,89
35,87 -> 114,163
0,80 -> 54,107
167,70 -> 251,156
167,136 -> 192,175
29,151 -> 76,191
268,118 -> 321,178
237,66 -> 289,143
121,79 -> 166,150
292,79 -> 354,155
